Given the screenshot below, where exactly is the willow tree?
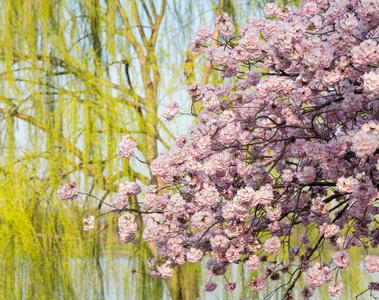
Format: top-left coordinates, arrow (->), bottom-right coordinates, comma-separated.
0,0 -> 278,299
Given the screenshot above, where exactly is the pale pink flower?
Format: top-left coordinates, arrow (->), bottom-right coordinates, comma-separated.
116,135 -> 137,158
235,186 -> 255,204
191,209 -> 215,229
189,38 -> 204,52
216,12 -> 231,25
109,194 -> 129,214
204,280 -> 217,292
336,176 -> 355,193
338,13 -> 358,32
225,246 -> 240,263
167,194 -> 186,214
196,25 -> 213,40
240,33 -> 261,52
157,263 -> 174,278
151,270 -> 160,279
336,235 -> 355,250
351,131 -> 378,158
364,256 -> 379,273
187,248 -> 203,263
162,102 -> 180,121
83,215 -> 95,231
320,223 -> 340,238
244,70 -> 261,85
351,40 -> 379,67
363,70 -> 379,95
147,257 -> 156,267
305,263 -> 333,287
245,255 -> 260,271
224,282 -> 236,292
248,276 -> 266,291
266,206 -> 281,221
282,169 -> 294,182
118,213 -> 137,242
264,236 -> 281,254
202,91 -> 221,111
220,21 -> 235,37
118,181 -> 141,196
264,3 -> 277,17
58,182 -> 78,200
303,2 -> 318,18
210,234 -> 230,253
328,282 -> 343,297
332,251 -> 351,269
297,166 -> 316,184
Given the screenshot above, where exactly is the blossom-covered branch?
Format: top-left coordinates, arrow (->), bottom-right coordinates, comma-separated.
59,0 -> 379,297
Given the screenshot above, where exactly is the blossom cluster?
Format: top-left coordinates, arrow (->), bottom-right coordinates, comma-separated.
118,213 -> 138,242
57,182 -> 78,200
83,216 -> 95,231
116,135 -> 137,158
118,181 -> 141,196
162,102 -> 180,121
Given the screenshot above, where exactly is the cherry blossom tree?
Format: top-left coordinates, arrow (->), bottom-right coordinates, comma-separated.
60,0 -> 379,298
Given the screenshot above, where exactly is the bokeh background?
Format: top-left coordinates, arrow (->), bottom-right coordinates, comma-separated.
0,0 -> 377,299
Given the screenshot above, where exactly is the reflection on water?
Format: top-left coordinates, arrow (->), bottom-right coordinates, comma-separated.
91,249 -> 379,300
98,255 -> 170,300
2,227 -> 379,300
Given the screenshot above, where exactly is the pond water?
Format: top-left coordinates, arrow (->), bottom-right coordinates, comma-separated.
82,251 -> 379,300
3,235 -> 379,299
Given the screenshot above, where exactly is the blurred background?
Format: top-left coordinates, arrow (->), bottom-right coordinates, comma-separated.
0,0 -> 376,299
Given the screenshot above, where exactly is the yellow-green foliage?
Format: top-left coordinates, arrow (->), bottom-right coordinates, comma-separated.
0,0 -> 303,299
0,0 -> 158,298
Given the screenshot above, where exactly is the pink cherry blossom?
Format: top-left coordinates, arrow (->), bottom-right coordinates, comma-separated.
215,12 -> 231,25
336,177 -> 355,193
109,194 -> 129,214
225,246 -> 240,263
264,3 -> 277,17
189,38 -> 203,52
204,280 -> 217,292
363,70 -> 379,95
118,213 -> 137,243
187,248 -> 203,263
351,131 -> 378,158
210,234 -> 230,253
364,256 -> 379,273
162,102 -> 180,121
327,282 -> 343,297
58,182 -> 78,200
264,236 -> 281,254
282,169 -> 294,182
303,2 -> 318,18
157,263 -> 174,278
248,276 -> 266,291
196,25 -> 213,40
83,216 -> 95,231
266,206 -> 281,221
116,135 -> 137,158
224,282 -> 236,292
305,263 -> 333,287
220,22 -> 235,37
320,223 -> 340,238
245,255 -> 260,271
332,251 -> 351,269
118,181 -> 141,196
